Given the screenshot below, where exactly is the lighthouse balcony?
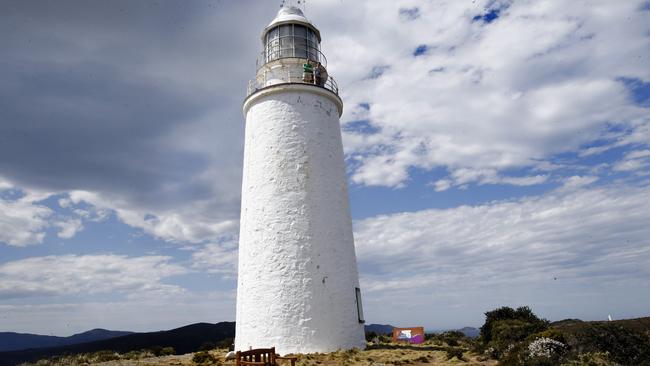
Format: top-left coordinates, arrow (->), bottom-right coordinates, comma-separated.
247,56 -> 339,97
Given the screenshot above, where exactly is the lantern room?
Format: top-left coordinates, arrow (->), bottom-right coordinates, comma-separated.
247,6 -> 339,97
261,6 -> 323,65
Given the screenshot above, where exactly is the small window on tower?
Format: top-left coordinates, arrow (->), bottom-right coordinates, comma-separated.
355,287 -> 365,323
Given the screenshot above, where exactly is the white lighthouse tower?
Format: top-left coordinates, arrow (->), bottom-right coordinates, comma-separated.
236,5 -> 366,354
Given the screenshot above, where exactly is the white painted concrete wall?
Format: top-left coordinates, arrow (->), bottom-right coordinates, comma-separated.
236,86 -> 365,354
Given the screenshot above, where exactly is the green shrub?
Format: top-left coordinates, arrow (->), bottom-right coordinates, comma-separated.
217,337 -> 234,349
147,345 -> 176,356
123,350 -> 149,359
365,331 -> 378,342
200,342 -> 216,351
424,332 -> 438,341
161,346 -> 175,355
379,334 -> 391,343
531,328 -> 567,344
568,323 -> 650,365
560,352 -> 615,366
481,306 -> 549,344
444,347 -> 465,361
91,350 -> 120,362
497,342 -> 526,366
526,337 -> 567,365
478,306 -> 550,359
441,330 -> 465,346
193,350 -> 218,365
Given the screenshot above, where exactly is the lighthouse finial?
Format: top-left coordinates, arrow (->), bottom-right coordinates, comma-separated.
281,0 -> 306,11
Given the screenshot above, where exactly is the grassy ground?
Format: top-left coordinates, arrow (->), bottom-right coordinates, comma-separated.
81,343 -> 496,366
289,344 -> 496,366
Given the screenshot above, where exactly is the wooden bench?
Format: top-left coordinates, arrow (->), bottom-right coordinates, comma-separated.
236,347 -> 297,366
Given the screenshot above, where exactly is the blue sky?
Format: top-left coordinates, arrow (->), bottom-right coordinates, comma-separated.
1,0 -> 650,335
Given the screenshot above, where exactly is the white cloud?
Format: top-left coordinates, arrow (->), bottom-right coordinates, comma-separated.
626,150 -> 650,160
613,149 -> 650,173
66,190 -> 237,245
500,175 -> 548,186
0,181 -> 62,246
2,0 -> 645,247
0,181 -> 91,246
1,2 -> 253,247
190,242 -> 238,276
0,197 -> 51,246
313,0 -> 650,188
559,175 -> 599,191
432,179 -> 452,192
0,177 -> 13,190
55,218 -> 84,239
613,158 -> 645,172
431,169 -> 548,191
353,184 -> 650,325
0,254 -> 187,300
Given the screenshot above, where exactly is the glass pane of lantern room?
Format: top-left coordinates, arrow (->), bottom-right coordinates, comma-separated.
267,26 -> 279,42
309,29 -> 319,48
279,24 -> 292,37
294,24 -> 307,39
308,29 -> 319,61
279,25 -> 293,58
294,25 -> 308,58
266,27 -> 280,62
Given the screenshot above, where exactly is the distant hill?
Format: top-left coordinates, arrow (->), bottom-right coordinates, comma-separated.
0,322 -> 235,366
549,317 -> 650,365
457,327 -> 480,338
0,328 -> 133,352
551,317 -> 650,332
551,316 -> 650,334
364,324 -> 394,335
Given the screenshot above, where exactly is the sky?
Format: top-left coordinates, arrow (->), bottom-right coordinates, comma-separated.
1,0 -> 649,335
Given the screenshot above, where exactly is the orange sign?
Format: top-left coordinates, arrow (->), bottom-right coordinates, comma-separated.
392,327 -> 425,344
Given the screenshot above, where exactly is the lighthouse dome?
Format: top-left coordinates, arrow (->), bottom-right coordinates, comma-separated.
269,6 -> 311,27
262,6 -> 321,42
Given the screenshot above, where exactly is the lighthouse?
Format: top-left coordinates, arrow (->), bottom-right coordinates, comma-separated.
236,5 -> 366,354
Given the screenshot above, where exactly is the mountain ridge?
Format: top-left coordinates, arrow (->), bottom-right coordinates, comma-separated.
0,322 -> 235,366
0,328 -> 133,352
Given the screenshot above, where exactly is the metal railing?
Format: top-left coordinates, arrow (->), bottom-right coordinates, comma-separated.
247,68 -> 339,97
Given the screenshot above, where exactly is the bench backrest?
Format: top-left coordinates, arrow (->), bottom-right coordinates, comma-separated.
236,347 -> 276,366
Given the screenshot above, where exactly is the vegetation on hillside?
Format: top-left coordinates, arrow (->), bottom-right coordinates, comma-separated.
17,346 -> 176,366
474,306 -> 650,365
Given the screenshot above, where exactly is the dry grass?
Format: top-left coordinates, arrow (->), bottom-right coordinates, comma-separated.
26,343 -> 497,366
92,349 -> 227,365
94,353 -> 195,365
285,344 -> 496,366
